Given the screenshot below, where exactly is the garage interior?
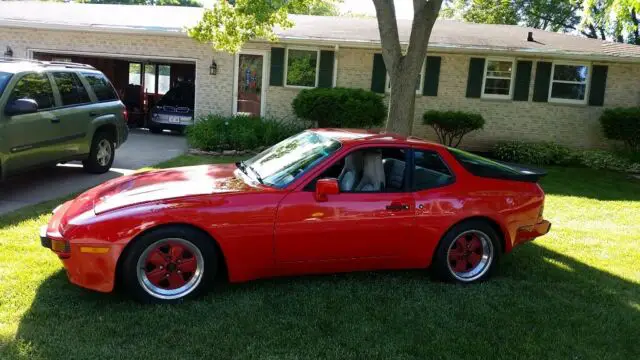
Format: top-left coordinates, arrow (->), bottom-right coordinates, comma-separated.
32,52 -> 196,128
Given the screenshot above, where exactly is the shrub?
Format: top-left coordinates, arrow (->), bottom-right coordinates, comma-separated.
292,87 -> 386,128
492,141 -> 577,166
578,150 -> 640,173
186,115 -> 304,151
422,110 -> 485,147
600,107 -> 640,151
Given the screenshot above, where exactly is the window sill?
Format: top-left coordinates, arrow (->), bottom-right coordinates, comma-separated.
479,96 -> 513,102
283,85 -> 317,90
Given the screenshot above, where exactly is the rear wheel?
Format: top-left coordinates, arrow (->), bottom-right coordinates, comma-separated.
433,220 -> 501,283
82,131 -> 114,174
120,226 -> 217,304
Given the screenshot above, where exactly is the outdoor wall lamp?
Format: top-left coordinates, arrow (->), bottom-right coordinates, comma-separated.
4,46 -> 13,58
209,60 -> 218,75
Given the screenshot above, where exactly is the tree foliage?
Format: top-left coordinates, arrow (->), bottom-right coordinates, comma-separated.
443,0 -> 640,43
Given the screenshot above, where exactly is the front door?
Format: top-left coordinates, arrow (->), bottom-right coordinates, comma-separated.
233,52 -> 267,116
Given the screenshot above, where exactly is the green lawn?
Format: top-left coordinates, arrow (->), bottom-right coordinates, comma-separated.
1,156 -> 639,359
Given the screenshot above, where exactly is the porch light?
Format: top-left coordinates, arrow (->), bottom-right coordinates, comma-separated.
3,46 -> 13,58
209,60 -> 218,75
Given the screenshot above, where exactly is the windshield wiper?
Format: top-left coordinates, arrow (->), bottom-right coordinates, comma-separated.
237,161 -> 264,185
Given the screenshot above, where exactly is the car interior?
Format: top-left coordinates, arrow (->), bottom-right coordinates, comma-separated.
310,147 -> 454,193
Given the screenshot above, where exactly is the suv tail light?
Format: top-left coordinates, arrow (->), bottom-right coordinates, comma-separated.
122,109 -> 128,123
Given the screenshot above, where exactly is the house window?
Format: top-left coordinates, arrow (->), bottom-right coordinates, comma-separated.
285,48 -> 319,88
385,61 -> 425,94
549,63 -> 589,104
482,58 -> 515,98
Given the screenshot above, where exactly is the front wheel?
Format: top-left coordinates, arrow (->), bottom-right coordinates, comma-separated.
82,132 -> 115,174
432,220 -> 501,283
120,226 -> 217,304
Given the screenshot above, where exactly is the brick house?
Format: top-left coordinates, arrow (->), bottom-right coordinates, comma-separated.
1,2 -> 640,149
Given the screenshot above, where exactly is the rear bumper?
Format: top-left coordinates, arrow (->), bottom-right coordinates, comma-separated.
516,220 -> 551,244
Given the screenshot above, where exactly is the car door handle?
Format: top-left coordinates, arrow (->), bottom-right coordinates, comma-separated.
386,202 -> 410,211
50,117 -> 60,124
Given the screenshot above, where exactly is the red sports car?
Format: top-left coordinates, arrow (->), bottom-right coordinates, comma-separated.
41,129 -> 550,303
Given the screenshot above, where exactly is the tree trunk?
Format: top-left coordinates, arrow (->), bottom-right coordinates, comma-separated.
386,60 -> 418,135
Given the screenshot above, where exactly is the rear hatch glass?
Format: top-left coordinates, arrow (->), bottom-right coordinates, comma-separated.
0,72 -> 12,95
448,147 -> 546,182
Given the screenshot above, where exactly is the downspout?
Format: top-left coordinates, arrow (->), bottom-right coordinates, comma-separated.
332,44 -> 339,87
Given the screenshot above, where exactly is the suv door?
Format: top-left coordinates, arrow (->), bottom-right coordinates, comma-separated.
49,71 -> 94,158
1,72 -> 62,174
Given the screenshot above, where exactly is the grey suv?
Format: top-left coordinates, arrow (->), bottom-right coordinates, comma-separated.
0,59 -> 128,180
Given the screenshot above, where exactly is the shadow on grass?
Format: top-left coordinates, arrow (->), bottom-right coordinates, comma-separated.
540,166 -> 640,201
6,244 -> 640,360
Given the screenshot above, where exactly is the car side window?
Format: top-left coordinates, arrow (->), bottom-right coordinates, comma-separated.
52,72 -> 91,106
413,150 -> 454,191
309,147 -> 409,193
81,72 -> 118,102
8,72 -> 55,110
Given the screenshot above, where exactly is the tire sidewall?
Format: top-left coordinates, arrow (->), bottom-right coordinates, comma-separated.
84,132 -> 115,173
121,227 -> 217,304
433,220 -> 502,284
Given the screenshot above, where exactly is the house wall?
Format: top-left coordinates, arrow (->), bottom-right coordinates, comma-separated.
2,27 -> 640,149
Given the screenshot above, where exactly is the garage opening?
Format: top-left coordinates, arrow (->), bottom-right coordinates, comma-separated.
32,52 -> 196,132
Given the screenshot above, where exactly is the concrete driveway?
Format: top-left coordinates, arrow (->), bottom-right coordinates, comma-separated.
0,129 -> 187,215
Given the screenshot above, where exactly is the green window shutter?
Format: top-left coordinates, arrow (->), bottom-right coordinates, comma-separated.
422,56 -> 441,96
465,58 -> 485,98
588,65 -> 608,106
318,50 -> 335,88
269,47 -> 285,86
513,61 -> 533,101
370,53 -> 386,93
532,61 -> 552,102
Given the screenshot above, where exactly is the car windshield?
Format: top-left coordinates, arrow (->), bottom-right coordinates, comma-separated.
244,131 -> 341,188
0,72 -> 12,95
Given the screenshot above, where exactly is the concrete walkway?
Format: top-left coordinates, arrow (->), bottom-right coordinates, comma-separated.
0,129 -> 187,215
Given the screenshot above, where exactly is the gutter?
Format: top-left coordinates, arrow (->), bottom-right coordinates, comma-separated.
2,19 -> 640,64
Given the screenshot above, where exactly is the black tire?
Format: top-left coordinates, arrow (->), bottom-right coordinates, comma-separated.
82,131 -> 115,174
149,126 -> 163,134
120,226 -> 217,304
432,220 -> 501,284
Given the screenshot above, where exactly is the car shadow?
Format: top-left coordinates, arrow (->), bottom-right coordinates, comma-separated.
540,166 -> 640,201
7,243 -> 640,359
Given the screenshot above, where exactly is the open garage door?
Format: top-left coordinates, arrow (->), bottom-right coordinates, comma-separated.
32,52 -> 196,131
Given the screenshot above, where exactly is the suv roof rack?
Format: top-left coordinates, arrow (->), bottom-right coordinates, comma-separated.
0,57 -> 96,70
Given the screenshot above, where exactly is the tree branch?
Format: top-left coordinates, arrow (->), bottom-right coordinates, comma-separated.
372,0 -> 403,71
405,0 -> 443,72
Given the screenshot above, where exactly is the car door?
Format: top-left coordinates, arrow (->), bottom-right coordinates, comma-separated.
49,71 -> 94,158
1,72 -> 63,174
274,146 -> 415,263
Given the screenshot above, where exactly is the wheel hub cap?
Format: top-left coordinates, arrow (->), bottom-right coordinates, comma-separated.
446,230 -> 494,282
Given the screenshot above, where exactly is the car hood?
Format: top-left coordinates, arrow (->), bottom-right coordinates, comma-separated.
92,164 -> 263,214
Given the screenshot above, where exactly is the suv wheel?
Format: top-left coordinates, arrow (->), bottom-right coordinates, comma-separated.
83,131 -> 115,174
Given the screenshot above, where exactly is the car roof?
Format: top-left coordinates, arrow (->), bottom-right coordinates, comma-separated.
312,128 -> 442,148
0,59 -> 97,74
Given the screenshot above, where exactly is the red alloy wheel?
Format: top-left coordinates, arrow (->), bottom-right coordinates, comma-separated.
446,230 -> 494,281
137,238 -> 204,299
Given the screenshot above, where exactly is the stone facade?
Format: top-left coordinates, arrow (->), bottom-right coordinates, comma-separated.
2,26 -> 639,149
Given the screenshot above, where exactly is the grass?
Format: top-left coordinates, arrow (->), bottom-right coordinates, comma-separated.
0,155 -> 639,359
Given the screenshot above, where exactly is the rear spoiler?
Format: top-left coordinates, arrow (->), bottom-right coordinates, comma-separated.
495,162 -> 548,183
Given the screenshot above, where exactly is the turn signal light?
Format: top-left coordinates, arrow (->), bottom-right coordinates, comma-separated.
51,239 -> 70,253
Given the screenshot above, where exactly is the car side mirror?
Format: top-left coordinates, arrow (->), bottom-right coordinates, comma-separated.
5,98 -> 38,116
315,178 -> 340,202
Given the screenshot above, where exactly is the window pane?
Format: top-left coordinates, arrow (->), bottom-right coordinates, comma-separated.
413,151 -> 453,190
144,64 -> 156,94
128,63 -> 141,85
553,65 -> 588,82
158,65 -> 171,95
551,82 -> 587,101
486,60 -> 512,78
52,72 -> 91,106
286,50 -> 317,87
81,72 -> 118,101
483,78 -> 511,95
9,72 -> 55,109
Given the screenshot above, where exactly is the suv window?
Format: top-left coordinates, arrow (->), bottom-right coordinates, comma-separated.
81,72 -> 118,102
8,72 -> 55,110
52,72 -> 91,106
413,150 -> 454,190
0,72 -> 12,94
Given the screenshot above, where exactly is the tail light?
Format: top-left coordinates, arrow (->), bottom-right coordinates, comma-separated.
123,109 -> 129,123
